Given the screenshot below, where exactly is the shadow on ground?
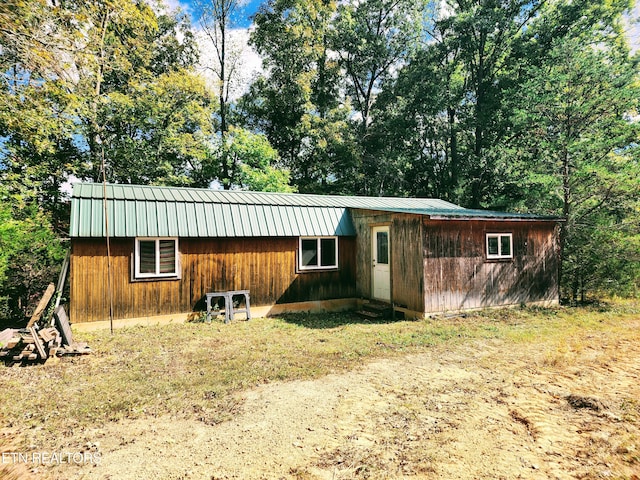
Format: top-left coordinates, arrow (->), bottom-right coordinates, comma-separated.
279,310 -> 407,329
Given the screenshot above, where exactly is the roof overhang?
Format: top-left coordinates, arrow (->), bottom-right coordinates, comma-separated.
426,214 -> 564,222
368,207 -> 563,222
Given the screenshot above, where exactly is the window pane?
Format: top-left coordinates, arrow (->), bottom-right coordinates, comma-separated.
139,240 -> 156,274
301,239 -> 318,267
320,238 -> 336,267
159,240 -> 176,274
500,235 -> 511,257
377,232 -> 389,264
487,237 -> 499,256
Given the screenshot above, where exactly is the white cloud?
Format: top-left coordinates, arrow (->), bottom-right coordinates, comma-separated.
150,0 -> 263,99
152,0 -> 193,16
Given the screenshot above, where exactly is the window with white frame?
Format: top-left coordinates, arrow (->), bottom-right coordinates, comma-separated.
486,233 -> 513,260
135,238 -> 179,278
299,237 -> 338,270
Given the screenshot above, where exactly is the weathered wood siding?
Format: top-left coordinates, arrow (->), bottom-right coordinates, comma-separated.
423,220 -> 559,313
70,237 -> 356,323
351,210 -> 392,301
390,214 -> 424,312
351,210 -> 425,313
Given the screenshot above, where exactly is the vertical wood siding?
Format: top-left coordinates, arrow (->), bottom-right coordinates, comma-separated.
423,220 -> 559,312
390,214 -> 424,312
351,211 -> 558,315
70,237 -> 356,323
70,216 -> 559,322
351,210 -> 425,313
351,210 -> 392,301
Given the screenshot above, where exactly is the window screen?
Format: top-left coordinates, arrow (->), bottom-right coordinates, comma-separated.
139,240 -> 157,274
159,240 -> 177,274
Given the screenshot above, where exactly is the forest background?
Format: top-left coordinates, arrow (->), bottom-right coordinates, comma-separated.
0,0 -> 638,323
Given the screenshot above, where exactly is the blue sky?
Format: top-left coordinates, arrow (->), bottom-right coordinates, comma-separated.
172,0 -> 264,29
172,0 -> 640,51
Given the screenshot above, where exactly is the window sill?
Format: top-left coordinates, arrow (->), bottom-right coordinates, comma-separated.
131,275 -> 181,283
297,267 -> 340,273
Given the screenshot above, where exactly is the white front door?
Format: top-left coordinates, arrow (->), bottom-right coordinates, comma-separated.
372,226 -> 391,302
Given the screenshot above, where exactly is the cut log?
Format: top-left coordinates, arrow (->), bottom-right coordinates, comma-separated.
27,283 -> 55,328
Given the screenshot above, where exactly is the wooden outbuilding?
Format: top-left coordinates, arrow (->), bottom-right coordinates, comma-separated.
69,183 -> 560,326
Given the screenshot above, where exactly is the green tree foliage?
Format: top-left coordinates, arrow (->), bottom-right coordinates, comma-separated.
1,0 -> 638,303
244,0 -> 639,297
246,0 -> 431,195
368,38 -> 467,200
219,126 -> 295,192
244,0 -> 361,194
0,181 -> 65,323
331,0 -> 431,195
369,0 -> 548,205
98,69 -> 215,186
0,1 -> 204,322
332,0 -> 429,132
196,0 -> 248,188
509,34 -> 639,300
0,0 -> 214,195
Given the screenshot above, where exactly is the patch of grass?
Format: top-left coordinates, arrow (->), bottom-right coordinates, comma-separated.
0,302 -> 638,445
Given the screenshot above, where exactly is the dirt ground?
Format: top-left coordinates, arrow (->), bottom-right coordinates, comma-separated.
7,320 -> 640,480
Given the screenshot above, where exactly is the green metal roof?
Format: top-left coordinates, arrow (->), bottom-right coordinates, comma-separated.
70,183 -> 558,238
70,183 -> 357,238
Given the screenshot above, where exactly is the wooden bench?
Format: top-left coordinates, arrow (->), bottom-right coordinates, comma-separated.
205,290 -> 251,324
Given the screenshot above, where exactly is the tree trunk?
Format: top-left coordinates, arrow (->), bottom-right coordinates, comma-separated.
219,7 -> 230,189
88,8 -> 110,183
448,106 -> 458,195
557,145 -> 571,301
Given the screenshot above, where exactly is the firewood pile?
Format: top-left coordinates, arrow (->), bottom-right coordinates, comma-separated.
0,326 -> 63,362
1,265 -> 91,364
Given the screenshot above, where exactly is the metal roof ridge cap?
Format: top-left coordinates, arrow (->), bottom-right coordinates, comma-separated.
72,182 -> 466,209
